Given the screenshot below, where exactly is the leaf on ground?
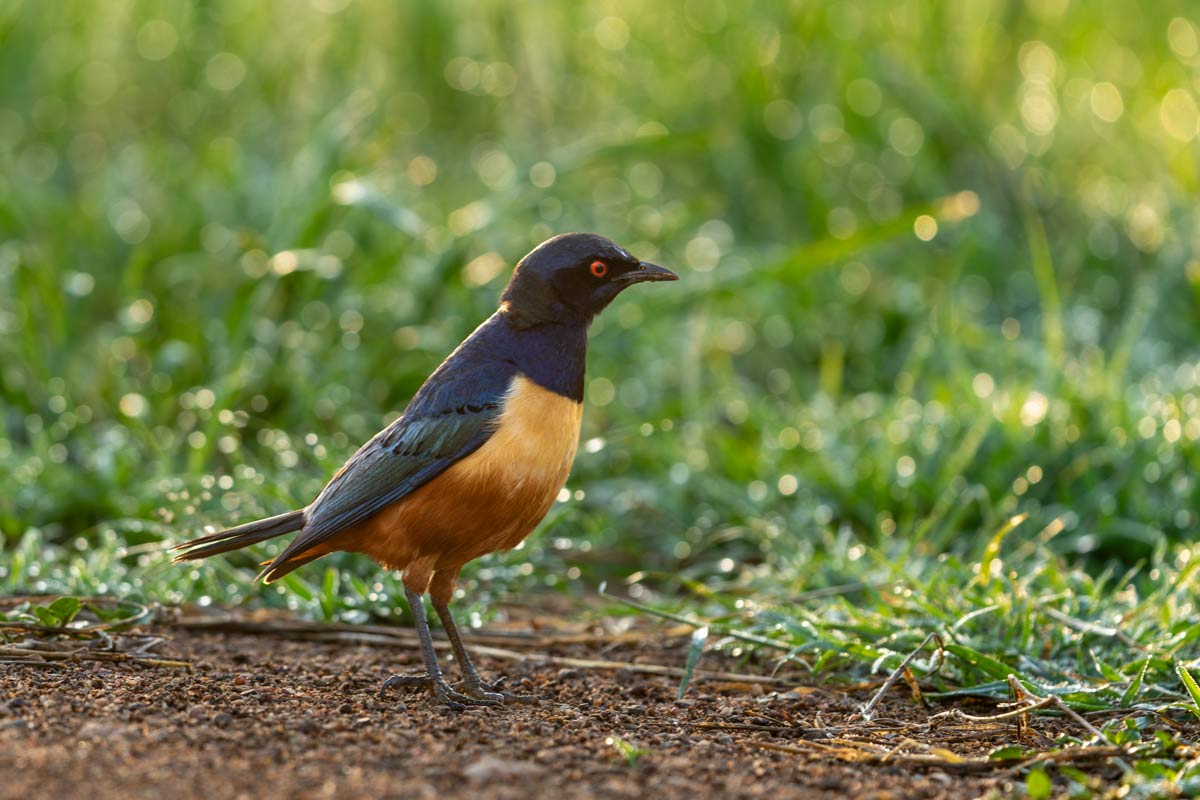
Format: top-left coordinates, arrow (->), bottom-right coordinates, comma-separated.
32,596 -> 83,627
1026,767 -> 1052,799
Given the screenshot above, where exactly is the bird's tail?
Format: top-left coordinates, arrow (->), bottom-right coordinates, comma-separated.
172,509 -> 306,563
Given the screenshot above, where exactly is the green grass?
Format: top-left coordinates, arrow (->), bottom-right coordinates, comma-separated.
3,1 -> 1200,795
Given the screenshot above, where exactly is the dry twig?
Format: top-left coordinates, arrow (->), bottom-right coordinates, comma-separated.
859,632 -> 944,721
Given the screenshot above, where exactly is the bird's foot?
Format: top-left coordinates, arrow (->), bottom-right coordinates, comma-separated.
464,674 -> 537,705
379,673 -> 500,709
379,672 -> 536,707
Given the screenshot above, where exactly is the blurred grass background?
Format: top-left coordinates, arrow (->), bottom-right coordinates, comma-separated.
11,5 -> 1200,789
1,0 -> 1199,625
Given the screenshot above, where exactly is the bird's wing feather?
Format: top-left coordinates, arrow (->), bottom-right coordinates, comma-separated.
269,357 -> 516,567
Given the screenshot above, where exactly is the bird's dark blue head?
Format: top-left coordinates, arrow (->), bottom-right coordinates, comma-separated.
499,233 -> 677,329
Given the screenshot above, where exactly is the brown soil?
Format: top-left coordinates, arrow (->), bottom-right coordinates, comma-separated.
0,609 -> 1081,800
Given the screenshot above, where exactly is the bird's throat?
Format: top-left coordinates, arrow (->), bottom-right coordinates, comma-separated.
499,316 -> 588,403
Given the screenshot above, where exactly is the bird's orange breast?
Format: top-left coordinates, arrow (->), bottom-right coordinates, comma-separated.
335,375 -> 583,576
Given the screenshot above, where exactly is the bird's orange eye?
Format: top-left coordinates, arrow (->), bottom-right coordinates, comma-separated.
590,260 -> 608,277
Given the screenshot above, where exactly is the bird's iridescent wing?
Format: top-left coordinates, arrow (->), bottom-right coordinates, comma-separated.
265,357 -> 516,571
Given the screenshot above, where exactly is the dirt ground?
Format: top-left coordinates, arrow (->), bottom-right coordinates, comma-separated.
0,608 -> 1089,800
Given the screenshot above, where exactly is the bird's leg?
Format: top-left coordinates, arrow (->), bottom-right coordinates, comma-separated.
431,598 -> 536,704
428,569 -> 536,704
380,586 -> 498,708
431,598 -> 502,702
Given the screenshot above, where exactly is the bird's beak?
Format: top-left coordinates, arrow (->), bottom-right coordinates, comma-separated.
618,261 -> 679,285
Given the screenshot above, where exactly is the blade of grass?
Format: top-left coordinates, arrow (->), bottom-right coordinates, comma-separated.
677,625 -> 709,699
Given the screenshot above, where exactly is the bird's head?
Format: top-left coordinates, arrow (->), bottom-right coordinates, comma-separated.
499,233 -> 677,328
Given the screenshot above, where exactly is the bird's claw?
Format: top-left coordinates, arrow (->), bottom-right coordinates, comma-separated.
462,685 -> 506,704
379,674 -> 432,693
380,672 -> 534,707
467,674 -> 538,705
380,673 -> 501,709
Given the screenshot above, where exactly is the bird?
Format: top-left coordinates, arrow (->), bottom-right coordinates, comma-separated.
172,232 -> 677,708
